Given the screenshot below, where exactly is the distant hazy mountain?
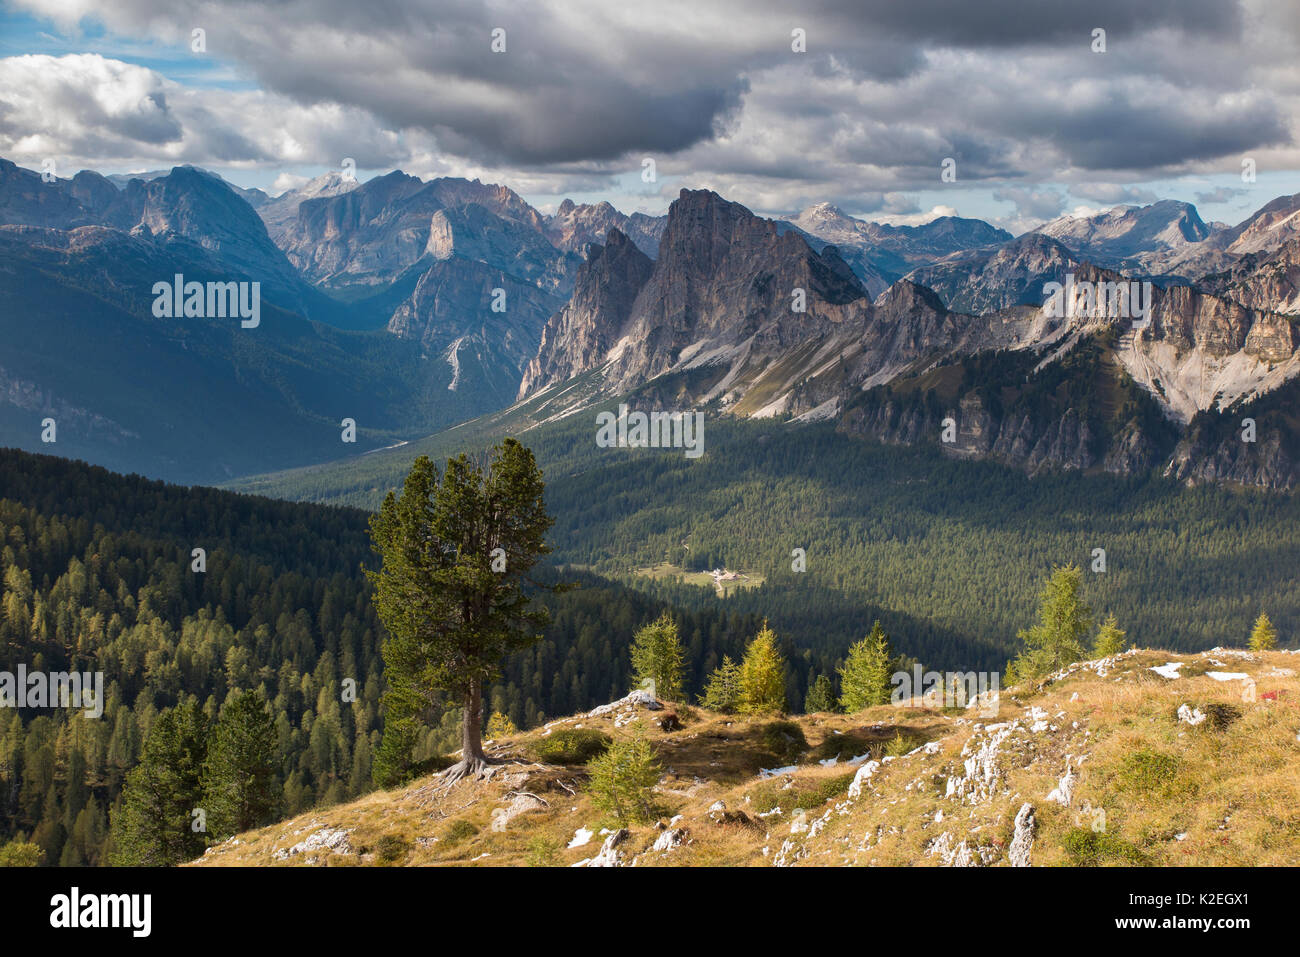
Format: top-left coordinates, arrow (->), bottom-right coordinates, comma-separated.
5,155 -> 1299,489
905,233 -> 1082,314
544,199 -> 666,259
258,171 -> 358,240
786,202 -> 1013,286
0,159 -> 561,480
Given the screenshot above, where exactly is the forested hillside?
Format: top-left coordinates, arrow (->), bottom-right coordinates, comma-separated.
231,408 -> 1300,669
0,449 -> 782,865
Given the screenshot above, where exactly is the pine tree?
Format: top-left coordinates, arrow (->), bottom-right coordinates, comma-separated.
202,692 -> 280,839
1093,614 -> 1127,658
698,656 -> 743,713
739,621 -> 787,715
629,612 -> 685,701
838,621 -> 894,712
804,674 -> 836,713
367,441 -> 556,784
1009,565 -> 1093,681
110,700 -> 208,866
1249,612 -> 1278,651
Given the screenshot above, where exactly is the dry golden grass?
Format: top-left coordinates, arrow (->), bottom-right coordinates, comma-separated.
192,647 -> 1300,867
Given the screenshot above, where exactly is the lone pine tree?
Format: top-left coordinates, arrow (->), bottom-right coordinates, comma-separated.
367,440 -> 555,785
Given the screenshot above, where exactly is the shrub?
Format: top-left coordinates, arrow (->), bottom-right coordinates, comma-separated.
1062,827 -> 1145,865
587,731 -> 662,826
0,841 -> 43,867
524,836 -> 561,867
376,834 -> 410,864
884,730 -> 924,757
530,728 -> 612,764
758,720 -> 808,765
1117,749 -> 1187,798
443,819 -> 478,844
699,656 -> 743,712
486,711 -> 518,739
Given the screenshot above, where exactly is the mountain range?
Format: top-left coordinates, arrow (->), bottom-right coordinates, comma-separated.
2,155 -> 1298,488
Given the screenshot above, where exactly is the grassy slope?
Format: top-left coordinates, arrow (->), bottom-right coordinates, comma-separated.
195,646 -> 1300,867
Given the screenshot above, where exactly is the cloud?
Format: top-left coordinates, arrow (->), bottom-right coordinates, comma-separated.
1071,183 -> 1161,205
1195,185 -> 1250,205
2,0 -> 1298,216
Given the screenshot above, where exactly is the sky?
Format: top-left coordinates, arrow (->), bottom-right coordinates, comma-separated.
2,0 -> 1299,233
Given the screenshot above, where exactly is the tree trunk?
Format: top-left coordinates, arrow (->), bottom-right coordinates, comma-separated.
441,677 -> 490,786
461,678 -> 486,764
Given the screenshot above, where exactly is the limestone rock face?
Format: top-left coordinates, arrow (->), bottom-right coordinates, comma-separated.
518,229 -> 654,399
545,199 -> 665,259
1008,803 -> 1036,867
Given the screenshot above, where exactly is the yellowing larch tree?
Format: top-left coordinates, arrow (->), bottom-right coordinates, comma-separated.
1249,612 -> 1278,651
1092,614 -> 1127,658
739,621 -> 787,715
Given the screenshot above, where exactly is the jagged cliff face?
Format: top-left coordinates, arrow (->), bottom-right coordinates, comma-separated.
518,229 -> 654,399
1123,282 -> 1299,423
1198,237 -> 1300,316
906,234 -> 1081,315
521,189 -> 871,408
544,199 -> 665,259
513,185 -> 1300,490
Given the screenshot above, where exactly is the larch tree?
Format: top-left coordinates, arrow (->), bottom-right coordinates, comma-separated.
202,691 -> 280,838
838,621 -> 893,712
629,612 -> 685,701
1249,612 -> 1278,651
698,655 -> 743,713
1092,614 -> 1127,658
1009,564 -> 1093,682
367,440 -> 555,785
739,621 -> 787,715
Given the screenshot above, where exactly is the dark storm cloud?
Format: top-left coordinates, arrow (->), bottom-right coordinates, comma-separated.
6,0 -> 1297,198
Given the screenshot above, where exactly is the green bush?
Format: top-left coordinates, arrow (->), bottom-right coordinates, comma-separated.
1062,827 -> 1145,865
530,728 -> 613,764
1117,749 -> 1185,797
443,819 -> 479,844
524,836 -> 561,867
376,834 -> 410,864
884,730 -> 924,757
0,841 -> 43,867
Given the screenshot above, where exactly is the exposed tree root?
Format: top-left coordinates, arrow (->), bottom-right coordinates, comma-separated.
436,756 -> 499,790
